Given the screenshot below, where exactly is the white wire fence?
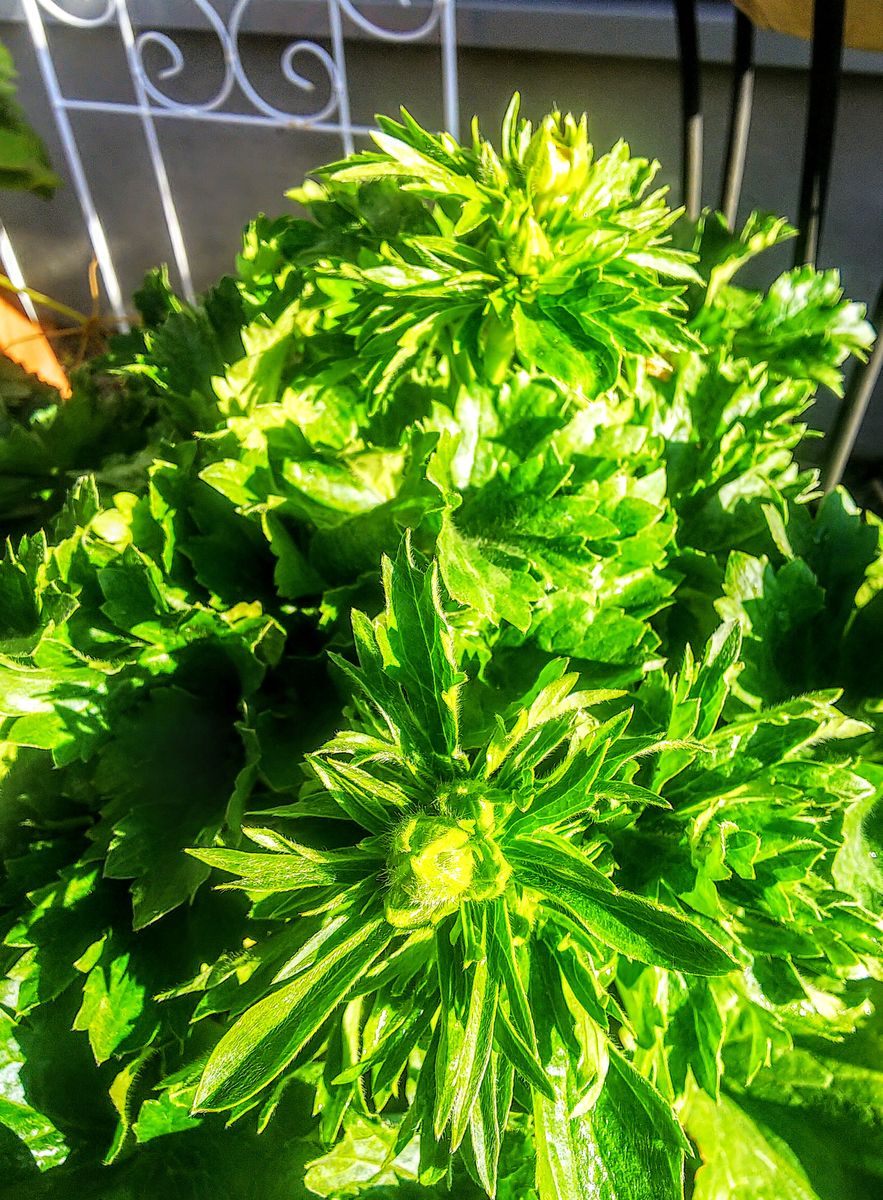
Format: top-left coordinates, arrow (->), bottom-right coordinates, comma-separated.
2,0 -> 460,325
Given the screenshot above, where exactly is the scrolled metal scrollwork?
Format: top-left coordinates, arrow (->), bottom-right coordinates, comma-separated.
134,10 -> 236,114
35,0 -> 116,28
17,0 -> 459,328
124,0 -> 341,125
337,0 -> 444,43
33,1 -> 448,126
228,1 -> 342,125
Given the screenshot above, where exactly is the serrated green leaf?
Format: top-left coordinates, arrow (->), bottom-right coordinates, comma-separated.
684,1088 -> 822,1200
509,836 -> 736,976
491,1006 -> 555,1104
304,1113 -> 419,1197
436,946 -> 498,1149
189,847 -> 334,891
195,915 -> 390,1112
469,1051 -> 514,1196
0,1008 -> 69,1173
96,685 -> 247,928
379,537 -> 465,760
309,754 -> 411,834
531,972 -> 684,1200
72,933 -> 160,1064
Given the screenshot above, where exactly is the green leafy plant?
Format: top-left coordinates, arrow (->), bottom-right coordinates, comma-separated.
0,41 -> 57,198
1,97 -> 881,1200
282,99 -> 701,399
0,366 -> 157,540
0,39 -> 162,543
718,489 -> 883,718
185,541 -> 879,1200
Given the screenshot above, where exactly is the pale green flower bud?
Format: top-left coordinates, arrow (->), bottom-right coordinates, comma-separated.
505,212 -> 552,277
524,111 -> 591,216
478,306 -> 516,384
385,809 -> 511,929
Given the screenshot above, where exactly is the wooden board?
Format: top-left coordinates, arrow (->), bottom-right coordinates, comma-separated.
735,0 -> 883,51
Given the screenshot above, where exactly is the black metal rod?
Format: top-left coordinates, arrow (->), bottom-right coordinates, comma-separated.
793,0 -> 846,267
674,0 -> 703,221
822,280 -> 883,492
720,9 -> 755,228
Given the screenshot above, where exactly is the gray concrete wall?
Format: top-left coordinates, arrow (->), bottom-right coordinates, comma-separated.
0,8 -> 881,454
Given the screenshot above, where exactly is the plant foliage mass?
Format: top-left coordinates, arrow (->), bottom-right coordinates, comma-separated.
0,96 -> 881,1200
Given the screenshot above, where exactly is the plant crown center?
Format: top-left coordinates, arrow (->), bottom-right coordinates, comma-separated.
384,786 -> 511,929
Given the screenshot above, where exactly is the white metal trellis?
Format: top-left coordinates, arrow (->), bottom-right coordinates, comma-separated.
6,0 -> 459,323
